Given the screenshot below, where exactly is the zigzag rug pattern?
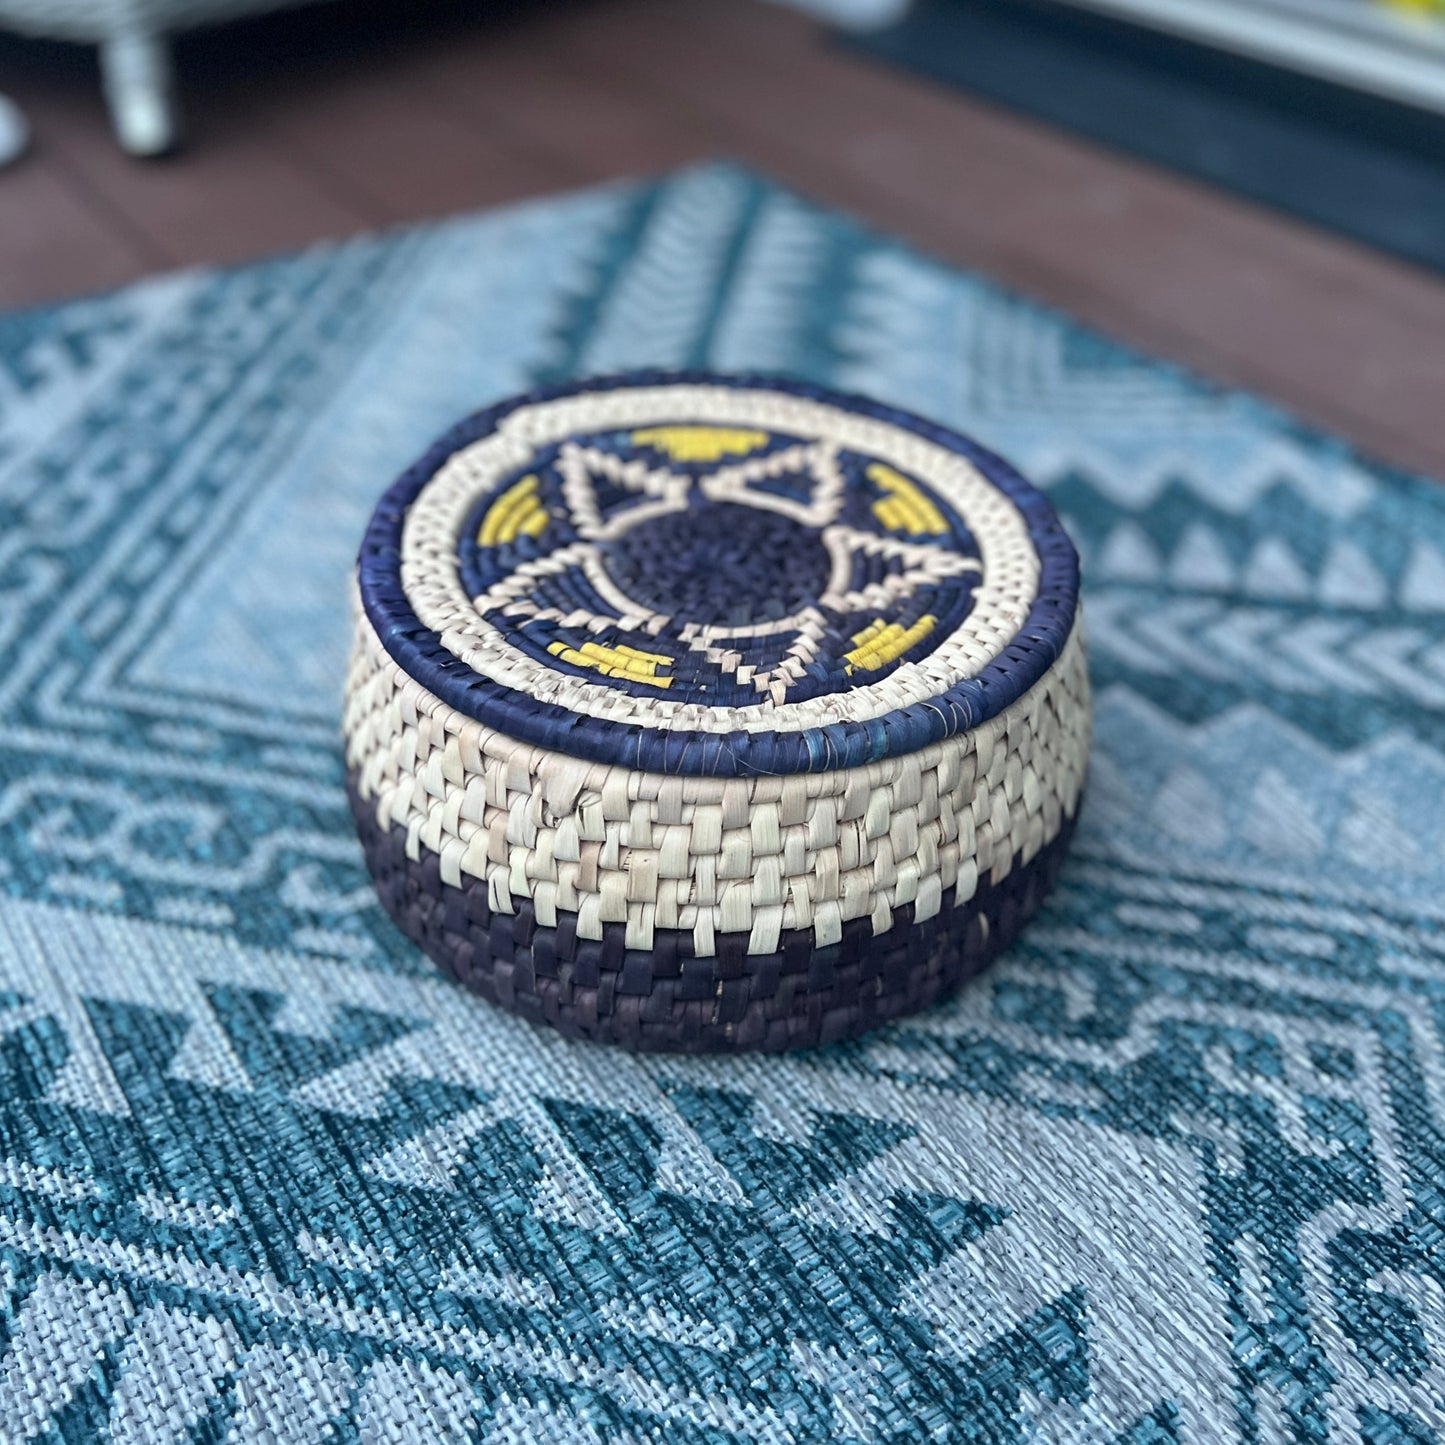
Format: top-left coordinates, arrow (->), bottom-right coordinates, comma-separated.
1,164 -> 1443,1441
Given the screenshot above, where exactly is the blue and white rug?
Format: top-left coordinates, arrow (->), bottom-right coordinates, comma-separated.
3,164 -> 1444,1443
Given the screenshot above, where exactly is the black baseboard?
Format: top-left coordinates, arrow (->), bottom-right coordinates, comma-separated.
847,0 -> 1445,273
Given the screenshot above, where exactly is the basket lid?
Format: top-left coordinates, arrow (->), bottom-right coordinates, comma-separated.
358,372 -> 1079,776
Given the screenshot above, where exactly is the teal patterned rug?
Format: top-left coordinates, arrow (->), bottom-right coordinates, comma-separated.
3,163 -> 1445,1443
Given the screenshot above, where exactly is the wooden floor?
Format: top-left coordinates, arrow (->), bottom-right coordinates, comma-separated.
4,0 -> 1444,478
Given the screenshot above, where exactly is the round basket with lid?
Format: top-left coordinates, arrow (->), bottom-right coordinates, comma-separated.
345,373 -> 1089,1052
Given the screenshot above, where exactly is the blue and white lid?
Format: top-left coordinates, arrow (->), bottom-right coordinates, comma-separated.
358,373 -> 1079,776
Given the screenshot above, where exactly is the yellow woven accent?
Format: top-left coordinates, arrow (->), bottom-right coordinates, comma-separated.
631,427 -> 771,462
844,614 -> 937,674
515,505 -> 549,539
867,463 -> 947,536
548,639 -> 675,687
478,475 -> 548,545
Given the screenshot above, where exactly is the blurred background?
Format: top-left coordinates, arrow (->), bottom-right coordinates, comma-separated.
2,0 -> 1443,477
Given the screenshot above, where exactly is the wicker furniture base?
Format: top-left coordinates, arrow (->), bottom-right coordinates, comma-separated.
349,770 -> 1078,1052
0,1 -> 331,155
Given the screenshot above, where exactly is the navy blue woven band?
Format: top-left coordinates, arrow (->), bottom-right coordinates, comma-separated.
356,371 -> 1079,776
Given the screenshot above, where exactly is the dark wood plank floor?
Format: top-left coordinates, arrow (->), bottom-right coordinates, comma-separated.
3,0 -> 1443,478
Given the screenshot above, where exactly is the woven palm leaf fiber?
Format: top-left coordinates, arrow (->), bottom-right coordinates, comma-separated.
1,164 -> 1444,1441
346,371 -> 1089,1054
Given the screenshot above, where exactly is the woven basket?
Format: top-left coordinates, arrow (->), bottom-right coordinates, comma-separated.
344,373 -> 1089,1052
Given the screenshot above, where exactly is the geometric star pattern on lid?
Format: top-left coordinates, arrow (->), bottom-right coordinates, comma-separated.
461,432 -> 983,709
359,374 -> 1080,775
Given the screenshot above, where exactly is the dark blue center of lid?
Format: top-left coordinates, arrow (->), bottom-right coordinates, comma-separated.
604,502 -> 831,628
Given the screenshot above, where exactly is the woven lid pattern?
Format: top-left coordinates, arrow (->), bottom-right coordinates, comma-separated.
359,374 -> 1079,776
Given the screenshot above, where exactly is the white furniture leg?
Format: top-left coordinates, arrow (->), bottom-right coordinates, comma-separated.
0,90 -> 27,167
100,29 -> 178,156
